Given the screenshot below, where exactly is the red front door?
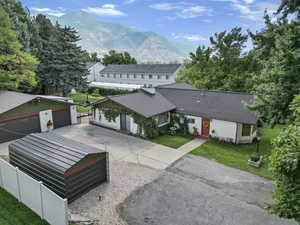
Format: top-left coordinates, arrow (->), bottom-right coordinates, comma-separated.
202,118 -> 210,137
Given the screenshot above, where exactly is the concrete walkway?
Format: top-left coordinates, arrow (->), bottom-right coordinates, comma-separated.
54,124 -> 206,170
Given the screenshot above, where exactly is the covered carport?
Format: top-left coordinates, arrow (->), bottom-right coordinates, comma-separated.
9,132 -> 109,203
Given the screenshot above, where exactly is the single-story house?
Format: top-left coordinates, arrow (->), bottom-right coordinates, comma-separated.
0,91 -> 77,143
9,132 -> 109,203
91,83 -> 259,144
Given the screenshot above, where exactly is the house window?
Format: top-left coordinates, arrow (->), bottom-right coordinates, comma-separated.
149,75 -> 153,79
166,75 -> 169,80
120,74 -> 122,78
242,124 -> 251,136
101,74 -> 104,78
187,118 -> 195,124
107,74 -> 110,78
126,74 -> 129,78
141,74 -> 144,79
158,113 -> 169,125
134,74 -> 137,79
113,74 -> 116,78
157,75 -> 161,80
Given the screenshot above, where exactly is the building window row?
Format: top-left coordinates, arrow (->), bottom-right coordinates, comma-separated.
99,73 -> 170,80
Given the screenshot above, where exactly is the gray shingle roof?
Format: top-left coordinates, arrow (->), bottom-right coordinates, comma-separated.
86,62 -> 98,69
0,91 -> 74,115
107,90 -> 176,118
9,132 -> 105,173
100,64 -> 181,74
157,82 -> 198,90
157,88 -> 258,125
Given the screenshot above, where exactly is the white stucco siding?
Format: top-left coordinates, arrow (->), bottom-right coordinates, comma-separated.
92,109 -> 120,130
130,117 -> 139,134
210,119 -> 237,143
185,115 -> 202,135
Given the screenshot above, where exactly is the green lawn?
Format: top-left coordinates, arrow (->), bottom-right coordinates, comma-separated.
68,93 -> 103,113
0,188 -> 49,225
191,126 -> 284,179
151,135 -> 194,149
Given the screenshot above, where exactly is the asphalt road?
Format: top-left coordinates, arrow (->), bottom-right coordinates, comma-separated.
119,155 -> 297,225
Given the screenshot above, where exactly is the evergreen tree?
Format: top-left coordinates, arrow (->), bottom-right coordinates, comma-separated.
0,0 -> 33,53
34,15 -> 88,95
0,5 -> 38,90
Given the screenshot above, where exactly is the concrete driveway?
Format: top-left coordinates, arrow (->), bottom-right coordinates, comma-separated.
54,123 -> 205,170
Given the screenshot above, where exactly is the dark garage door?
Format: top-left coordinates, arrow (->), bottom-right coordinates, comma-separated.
53,108 -> 71,129
0,116 -> 41,143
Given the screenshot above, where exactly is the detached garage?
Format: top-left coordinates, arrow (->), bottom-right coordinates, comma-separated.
0,91 -> 77,143
9,132 -> 109,203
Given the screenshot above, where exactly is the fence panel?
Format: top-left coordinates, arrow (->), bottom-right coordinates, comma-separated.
0,160 -> 20,200
18,170 -> 43,217
0,160 -> 68,225
41,185 -> 68,225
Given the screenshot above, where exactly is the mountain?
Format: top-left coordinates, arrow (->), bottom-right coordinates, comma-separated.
48,11 -> 196,63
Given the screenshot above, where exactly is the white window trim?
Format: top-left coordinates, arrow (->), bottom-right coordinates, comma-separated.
157,112 -> 170,127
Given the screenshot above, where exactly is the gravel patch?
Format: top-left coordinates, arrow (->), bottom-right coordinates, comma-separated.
69,161 -> 163,225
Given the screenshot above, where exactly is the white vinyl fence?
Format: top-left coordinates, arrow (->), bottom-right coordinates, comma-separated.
0,159 -> 68,225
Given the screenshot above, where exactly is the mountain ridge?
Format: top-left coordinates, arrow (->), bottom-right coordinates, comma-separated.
47,11 -> 195,63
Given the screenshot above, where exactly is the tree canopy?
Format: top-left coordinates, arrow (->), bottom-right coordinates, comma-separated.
102,50 -> 137,65
0,5 -> 38,91
269,95 -> 300,223
177,27 -> 257,92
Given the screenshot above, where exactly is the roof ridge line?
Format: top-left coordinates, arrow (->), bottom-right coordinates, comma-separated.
157,87 -> 253,95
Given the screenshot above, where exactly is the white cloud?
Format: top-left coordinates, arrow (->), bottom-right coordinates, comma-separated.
150,2 -> 212,19
184,34 -> 207,41
178,6 -> 212,19
31,7 -> 65,16
83,4 -> 126,16
31,7 -> 50,12
150,3 -> 181,11
232,1 -> 278,21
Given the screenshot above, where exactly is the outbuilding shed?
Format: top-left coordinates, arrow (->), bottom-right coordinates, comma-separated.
8,132 -> 109,203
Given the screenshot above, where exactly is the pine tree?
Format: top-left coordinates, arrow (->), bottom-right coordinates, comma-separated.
0,5 -> 38,90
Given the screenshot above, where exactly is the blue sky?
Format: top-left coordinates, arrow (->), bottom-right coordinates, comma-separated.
20,0 -> 281,46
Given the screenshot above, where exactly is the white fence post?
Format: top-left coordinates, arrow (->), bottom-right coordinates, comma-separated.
0,160 -> 3,188
15,167 -> 21,201
39,181 -> 45,220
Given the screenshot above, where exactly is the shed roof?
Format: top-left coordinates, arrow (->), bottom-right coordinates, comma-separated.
9,133 -> 106,174
157,88 -> 258,125
100,64 -> 181,74
106,90 -> 176,118
0,91 -> 74,115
